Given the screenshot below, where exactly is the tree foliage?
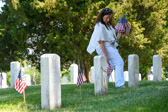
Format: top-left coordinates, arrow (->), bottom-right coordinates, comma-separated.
0,0 -> 168,80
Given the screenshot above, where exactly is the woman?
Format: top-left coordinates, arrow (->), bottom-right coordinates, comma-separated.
87,8 -> 125,88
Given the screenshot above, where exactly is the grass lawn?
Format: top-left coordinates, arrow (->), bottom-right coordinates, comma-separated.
0,81 -> 168,112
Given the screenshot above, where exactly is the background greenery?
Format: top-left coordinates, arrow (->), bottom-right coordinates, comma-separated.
0,81 -> 168,112
0,0 -> 168,82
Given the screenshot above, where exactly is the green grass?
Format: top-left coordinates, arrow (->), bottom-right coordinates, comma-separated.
0,81 -> 168,112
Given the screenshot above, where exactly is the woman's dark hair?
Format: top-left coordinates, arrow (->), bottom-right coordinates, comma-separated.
94,8 -> 114,29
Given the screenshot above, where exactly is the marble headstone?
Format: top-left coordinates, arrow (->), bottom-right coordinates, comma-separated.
62,77 -> 68,84
0,73 -> 8,88
10,62 -> 20,88
91,66 -> 95,83
94,56 -> 108,96
128,54 -> 139,87
70,64 -> 78,84
23,74 -> 31,86
153,55 -> 162,82
41,54 -> 61,110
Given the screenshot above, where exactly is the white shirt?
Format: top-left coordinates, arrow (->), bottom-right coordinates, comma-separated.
87,22 -> 117,54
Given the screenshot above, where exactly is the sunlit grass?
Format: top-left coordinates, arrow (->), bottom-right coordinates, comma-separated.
0,81 -> 168,112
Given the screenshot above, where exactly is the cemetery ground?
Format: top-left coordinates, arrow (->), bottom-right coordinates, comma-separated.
0,81 -> 168,112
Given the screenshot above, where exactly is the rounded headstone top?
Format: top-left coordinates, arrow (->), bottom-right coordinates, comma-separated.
94,55 -> 106,60
128,54 -> 139,57
1,72 -> 7,75
124,71 -> 128,74
153,55 -> 161,58
10,62 -> 20,69
70,64 -> 78,67
10,61 -> 20,64
41,53 -> 60,59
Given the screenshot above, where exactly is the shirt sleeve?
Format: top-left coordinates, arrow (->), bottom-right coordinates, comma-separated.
95,23 -> 107,42
86,23 -> 107,54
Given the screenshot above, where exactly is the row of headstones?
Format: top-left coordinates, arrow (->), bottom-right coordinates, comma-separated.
40,54 -> 162,110
90,67 -> 142,83
94,54 -> 162,95
70,55 -> 161,84
1,62 -> 88,88
0,62 -> 32,88
0,56 -> 155,88
69,64 -> 142,84
1,64 -> 140,88
0,64 -> 141,88
0,62 -> 76,88
0,54 -> 162,110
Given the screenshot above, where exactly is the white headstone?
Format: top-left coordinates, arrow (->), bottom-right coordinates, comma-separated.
124,71 -> 142,81
147,74 -> 153,80
153,55 -> 162,82
128,54 -> 139,87
124,71 -> 129,81
10,61 -> 20,88
23,74 -> 31,86
70,64 -> 78,84
109,70 -> 115,82
62,77 -> 68,84
139,73 -> 142,81
41,54 -> 61,110
94,56 -> 108,95
0,73 -> 8,88
91,66 -> 95,83
151,66 -> 153,73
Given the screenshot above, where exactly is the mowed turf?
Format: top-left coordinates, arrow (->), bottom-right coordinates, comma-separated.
0,81 -> 168,112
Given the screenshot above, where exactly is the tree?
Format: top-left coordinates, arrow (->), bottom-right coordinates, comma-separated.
0,2 -> 28,70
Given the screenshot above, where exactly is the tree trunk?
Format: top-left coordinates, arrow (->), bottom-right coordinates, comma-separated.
80,58 -> 91,83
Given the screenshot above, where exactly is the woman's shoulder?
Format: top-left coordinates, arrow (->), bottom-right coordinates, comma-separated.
96,22 -> 105,26
95,22 -> 106,29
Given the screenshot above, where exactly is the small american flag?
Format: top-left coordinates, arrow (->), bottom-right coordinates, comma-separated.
77,68 -> 84,87
15,70 -> 27,94
33,71 -> 36,82
107,63 -> 113,76
115,14 -> 131,36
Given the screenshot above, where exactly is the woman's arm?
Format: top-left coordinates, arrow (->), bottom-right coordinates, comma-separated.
98,41 -> 109,63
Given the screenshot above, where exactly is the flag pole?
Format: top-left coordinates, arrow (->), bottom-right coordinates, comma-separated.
78,59 -> 82,97
20,64 -> 26,104
80,85 -> 82,96
23,90 -> 26,104
0,69 -> 2,88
